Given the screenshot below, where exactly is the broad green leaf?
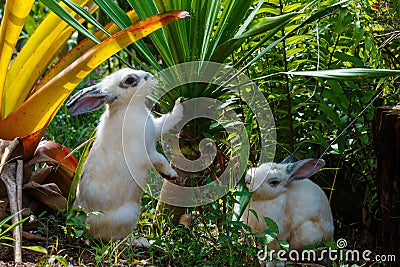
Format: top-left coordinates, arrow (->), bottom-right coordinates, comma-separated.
232,176 -> 252,221
0,0 -> 35,117
325,79 -> 349,110
278,240 -> 290,251
283,68 -> 400,80
333,11 -> 352,35
349,24 -> 364,54
333,52 -> 365,67
286,47 -> 305,58
285,34 -> 312,45
0,10 -> 190,142
262,230 -> 277,244
264,217 -> 279,235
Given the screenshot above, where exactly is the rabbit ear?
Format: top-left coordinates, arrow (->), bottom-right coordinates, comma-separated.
286,158 -> 325,183
66,86 -> 110,116
281,155 -> 298,164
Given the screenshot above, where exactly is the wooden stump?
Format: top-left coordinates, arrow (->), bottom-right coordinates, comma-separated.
372,106 -> 400,261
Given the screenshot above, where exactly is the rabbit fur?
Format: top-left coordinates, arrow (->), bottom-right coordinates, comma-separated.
242,157 -> 334,251
66,68 -> 183,246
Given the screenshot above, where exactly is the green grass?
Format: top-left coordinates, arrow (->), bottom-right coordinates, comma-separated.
21,191 -> 262,266
23,198 -> 372,266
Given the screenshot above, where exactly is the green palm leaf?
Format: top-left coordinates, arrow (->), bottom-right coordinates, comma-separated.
284,68 -> 400,79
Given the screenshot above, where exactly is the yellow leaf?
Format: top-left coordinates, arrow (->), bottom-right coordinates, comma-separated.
5,0 -> 95,87
22,245 -> 48,255
0,10 -> 190,143
2,0 -> 97,118
33,10 -> 140,95
0,0 -> 35,118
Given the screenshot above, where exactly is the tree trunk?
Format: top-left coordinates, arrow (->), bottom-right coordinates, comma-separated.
372,106 -> 400,262
153,167 -> 189,228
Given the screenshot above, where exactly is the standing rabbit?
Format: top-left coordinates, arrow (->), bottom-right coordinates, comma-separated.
242,157 -> 334,251
66,68 -> 183,246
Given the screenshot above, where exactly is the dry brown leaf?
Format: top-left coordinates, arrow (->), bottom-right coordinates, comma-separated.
23,181 -> 67,211
34,140 -> 78,170
29,167 -> 52,184
27,149 -> 76,198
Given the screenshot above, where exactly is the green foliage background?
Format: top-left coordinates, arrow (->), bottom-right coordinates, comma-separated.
7,0 -> 399,265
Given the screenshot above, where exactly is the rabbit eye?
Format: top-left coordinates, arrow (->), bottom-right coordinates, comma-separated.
120,75 -> 138,89
269,180 -> 280,187
124,76 -> 137,85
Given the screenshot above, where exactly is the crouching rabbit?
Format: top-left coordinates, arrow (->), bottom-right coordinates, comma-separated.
242,157 -> 334,264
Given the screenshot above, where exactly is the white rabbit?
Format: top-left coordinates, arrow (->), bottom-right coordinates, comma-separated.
242,157 -> 334,251
66,68 -> 183,246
